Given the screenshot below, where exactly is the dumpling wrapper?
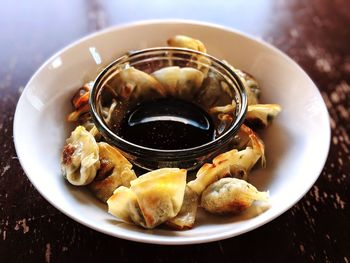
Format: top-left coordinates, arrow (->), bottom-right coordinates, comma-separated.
188,131 -> 264,196
165,186 -> 199,230
167,35 -> 210,76
89,142 -> 137,202
195,71 -> 224,109
167,35 -> 207,53
61,126 -> 100,186
107,186 -> 143,225
245,104 -> 282,129
201,177 -> 269,214
151,66 -> 204,98
109,67 -> 165,100
107,168 -> 187,229
222,63 -> 261,106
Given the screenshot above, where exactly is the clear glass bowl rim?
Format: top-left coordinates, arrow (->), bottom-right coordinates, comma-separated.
89,47 -> 248,161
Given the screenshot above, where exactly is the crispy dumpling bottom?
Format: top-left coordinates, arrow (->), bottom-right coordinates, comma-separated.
88,142 -> 137,202
107,168 -> 187,229
200,177 -> 269,214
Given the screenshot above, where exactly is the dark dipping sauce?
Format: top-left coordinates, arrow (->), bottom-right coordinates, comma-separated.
119,98 -> 215,150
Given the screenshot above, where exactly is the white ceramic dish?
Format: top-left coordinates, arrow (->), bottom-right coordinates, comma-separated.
13,20 -> 330,245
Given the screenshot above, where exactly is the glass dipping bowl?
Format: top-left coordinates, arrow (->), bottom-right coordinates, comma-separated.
90,47 -> 247,171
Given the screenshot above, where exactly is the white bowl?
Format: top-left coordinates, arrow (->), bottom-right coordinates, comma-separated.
13,20 -> 330,245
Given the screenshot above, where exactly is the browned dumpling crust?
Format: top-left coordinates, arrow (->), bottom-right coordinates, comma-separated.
245,104 -> 282,129
200,178 -> 268,214
88,142 -> 136,202
166,186 -> 199,230
107,168 -> 187,229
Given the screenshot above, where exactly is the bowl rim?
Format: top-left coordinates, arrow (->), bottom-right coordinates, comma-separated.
89,46 -> 248,160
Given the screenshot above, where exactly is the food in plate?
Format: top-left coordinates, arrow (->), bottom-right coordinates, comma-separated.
60,35 -> 281,230
165,186 -> 199,230
246,104 -> 282,129
201,177 -> 269,214
88,142 -> 137,202
107,168 -> 187,229
151,66 -> 204,98
61,126 -> 100,186
188,124 -> 265,195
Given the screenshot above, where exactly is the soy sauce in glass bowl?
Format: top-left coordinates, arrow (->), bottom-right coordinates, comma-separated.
90,47 -> 247,171
119,97 -> 215,150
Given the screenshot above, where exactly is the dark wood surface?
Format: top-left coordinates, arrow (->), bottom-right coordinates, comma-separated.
1,1 -> 349,262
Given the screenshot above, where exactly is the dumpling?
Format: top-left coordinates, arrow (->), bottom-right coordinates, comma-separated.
195,71 -> 226,109
167,35 -> 207,53
107,168 -> 187,229
61,126 -> 100,185
201,177 -> 269,214
231,124 -> 266,152
209,101 -> 236,114
165,186 -> 199,230
151,66 -> 204,98
245,104 -> 282,129
188,128 -> 265,195
234,69 -> 261,105
88,142 -> 137,202
107,186 -> 142,225
221,61 -> 262,105
107,67 -> 166,100
167,35 -> 210,76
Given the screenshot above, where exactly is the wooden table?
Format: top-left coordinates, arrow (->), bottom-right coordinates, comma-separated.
1,1 -> 349,262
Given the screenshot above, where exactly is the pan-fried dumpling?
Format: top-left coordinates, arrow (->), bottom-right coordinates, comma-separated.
151,66 -> 204,98
167,35 -> 210,76
107,67 -> 166,100
201,177 -> 269,214
195,71 -> 225,109
165,186 -> 199,230
234,69 -> 261,105
188,129 -> 265,195
61,126 -> 100,185
221,61 -> 261,105
245,104 -> 282,129
107,186 -> 142,224
107,168 -> 187,229
88,142 -> 137,202
167,35 -> 207,53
